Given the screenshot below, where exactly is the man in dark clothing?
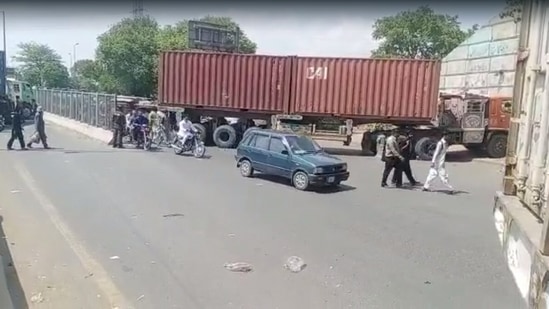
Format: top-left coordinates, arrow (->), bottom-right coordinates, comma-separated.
26,106 -> 49,149
392,132 -> 418,186
381,129 -> 404,187
111,106 -> 126,148
7,104 -> 27,150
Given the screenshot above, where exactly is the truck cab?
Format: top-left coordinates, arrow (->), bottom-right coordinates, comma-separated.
6,78 -> 36,119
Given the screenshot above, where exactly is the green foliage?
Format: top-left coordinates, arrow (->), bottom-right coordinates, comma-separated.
500,0 -> 522,22
95,16 -> 160,97
80,14 -> 257,97
13,42 -> 70,88
371,6 -> 476,59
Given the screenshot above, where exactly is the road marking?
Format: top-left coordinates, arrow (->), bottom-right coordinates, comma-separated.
12,161 -> 133,309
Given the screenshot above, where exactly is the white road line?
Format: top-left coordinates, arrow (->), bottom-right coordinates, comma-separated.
12,161 -> 133,309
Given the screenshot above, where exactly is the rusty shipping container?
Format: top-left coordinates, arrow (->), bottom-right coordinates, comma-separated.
158,51 -> 292,114
289,57 -> 441,123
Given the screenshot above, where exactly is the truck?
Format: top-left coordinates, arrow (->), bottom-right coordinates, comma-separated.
493,1 -> 549,308
6,78 -> 36,119
157,51 -> 511,159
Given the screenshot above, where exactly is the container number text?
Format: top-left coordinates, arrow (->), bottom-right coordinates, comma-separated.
306,67 -> 328,80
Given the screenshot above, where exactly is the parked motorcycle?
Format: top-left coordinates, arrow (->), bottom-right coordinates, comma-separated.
134,124 -> 152,150
171,131 -> 206,158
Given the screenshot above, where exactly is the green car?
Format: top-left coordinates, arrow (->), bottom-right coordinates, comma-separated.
235,130 -> 350,190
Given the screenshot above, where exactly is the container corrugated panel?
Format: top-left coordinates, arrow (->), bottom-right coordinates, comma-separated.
158,51 -> 291,114
289,57 -> 441,123
505,2 -> 549,219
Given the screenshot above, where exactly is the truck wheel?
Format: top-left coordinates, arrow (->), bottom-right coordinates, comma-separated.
213,125 -> 237,148
192,123 -> 207,141
415,137 -> 438,161
486,134 -> 507,158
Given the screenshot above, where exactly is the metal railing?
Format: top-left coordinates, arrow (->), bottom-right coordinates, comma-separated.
35,88 -> 117,130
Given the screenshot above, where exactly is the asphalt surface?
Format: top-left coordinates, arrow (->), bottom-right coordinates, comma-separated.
0,123 -> 524,309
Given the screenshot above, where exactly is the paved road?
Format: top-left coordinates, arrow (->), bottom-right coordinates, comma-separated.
0,124 -> 523,309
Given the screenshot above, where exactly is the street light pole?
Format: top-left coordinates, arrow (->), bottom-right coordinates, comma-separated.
68,52 -> 73,76
1,11 -> 6,96
72,42 -> 79,78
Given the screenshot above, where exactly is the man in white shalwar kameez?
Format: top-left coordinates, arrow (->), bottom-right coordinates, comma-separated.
422,132 -> 455,193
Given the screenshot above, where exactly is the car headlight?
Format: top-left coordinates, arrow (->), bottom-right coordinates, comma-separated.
341,163 -> 347,171
313,167 -> 325,174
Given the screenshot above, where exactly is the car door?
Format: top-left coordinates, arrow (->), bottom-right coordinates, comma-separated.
267,136 -> 292,178
248,133 -> 271,172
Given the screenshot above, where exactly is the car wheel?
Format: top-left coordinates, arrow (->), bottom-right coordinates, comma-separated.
239,160 -> 254,177
292,171 -> 310,191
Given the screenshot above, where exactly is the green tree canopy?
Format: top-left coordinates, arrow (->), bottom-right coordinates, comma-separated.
157,15 -> 257,53
95,16 -> 160,96
13,42 -> 70,88
371,6 -> 477,59
92,14 -> 257,96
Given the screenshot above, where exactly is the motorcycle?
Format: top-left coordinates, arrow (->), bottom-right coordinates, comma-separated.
171,131 -> 206,158
151,125 -> 169,147
134,124 -> 152,150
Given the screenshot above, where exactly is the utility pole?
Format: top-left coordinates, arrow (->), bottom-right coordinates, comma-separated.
132,0 -> 144,17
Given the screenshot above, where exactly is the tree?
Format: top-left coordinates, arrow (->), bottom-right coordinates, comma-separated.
70,59 -> 101,91
13,42 -> 70,88
95,16 -> 160,96
371,6 -> 476,59
500,0 -> 522,22
157,15 -> 257,53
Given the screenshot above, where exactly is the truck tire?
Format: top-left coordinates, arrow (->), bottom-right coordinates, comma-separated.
486,133 -> 507,158
213,125 -> 237,148
414,136 -> 438,161
192,123 -> 207,142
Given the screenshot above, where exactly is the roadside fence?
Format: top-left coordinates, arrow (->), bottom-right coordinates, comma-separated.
35,88 -> 117,130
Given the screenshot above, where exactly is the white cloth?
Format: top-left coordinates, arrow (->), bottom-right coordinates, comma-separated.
423,138 -> 453,190
177,119 -> 195,145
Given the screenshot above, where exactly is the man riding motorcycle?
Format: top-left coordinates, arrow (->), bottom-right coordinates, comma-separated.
176,116 -> 197,146
130,110 -> 149,146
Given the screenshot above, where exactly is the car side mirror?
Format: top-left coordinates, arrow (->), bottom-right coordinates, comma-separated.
281,149 -> 289,155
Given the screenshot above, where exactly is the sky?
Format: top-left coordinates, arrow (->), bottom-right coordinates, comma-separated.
1,2 -> 506,68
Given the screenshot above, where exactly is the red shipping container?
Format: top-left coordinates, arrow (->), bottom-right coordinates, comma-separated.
158,51 -> 292,114
289,57 -> 441,123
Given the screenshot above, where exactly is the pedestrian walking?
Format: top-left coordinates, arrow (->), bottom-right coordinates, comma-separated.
381,129 -> 404,188
392,131 -> 418,186
7,103 -> 27,151
111,106 -> 126,148
26,106 -> 49,149
422,132 -> 455,193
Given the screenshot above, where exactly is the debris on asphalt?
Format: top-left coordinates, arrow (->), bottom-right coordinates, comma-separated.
424,280 -> 431,285
284,256 -> 307,273
30,292 -> 44,303
224,262 -> 253,272
227,233 -> 236,237
137,294 -> 145,301
163,213 -> 184,218
109,256 -> 120,260
84,273 -> 94,279
9,190 -> 20,194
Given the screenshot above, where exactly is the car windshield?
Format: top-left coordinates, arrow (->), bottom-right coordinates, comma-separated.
285,135 -> 322,154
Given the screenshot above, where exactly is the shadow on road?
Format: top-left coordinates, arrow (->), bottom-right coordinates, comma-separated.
322,147 -> 371,157
254,174 -> 356,193
0,216 -> 28,309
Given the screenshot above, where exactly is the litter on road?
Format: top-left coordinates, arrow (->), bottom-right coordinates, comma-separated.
109,256 -> 120,260
284,256 -> 307,273
224,262 -> 253,272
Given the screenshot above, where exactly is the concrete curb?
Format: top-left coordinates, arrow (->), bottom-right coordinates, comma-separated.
0,255 -> 15,309
43,112 -> 112,143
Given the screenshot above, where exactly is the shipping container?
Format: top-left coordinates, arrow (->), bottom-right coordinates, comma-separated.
493,1 -> 549,307
158,51 -> 291,115
289,57 -> 441,124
